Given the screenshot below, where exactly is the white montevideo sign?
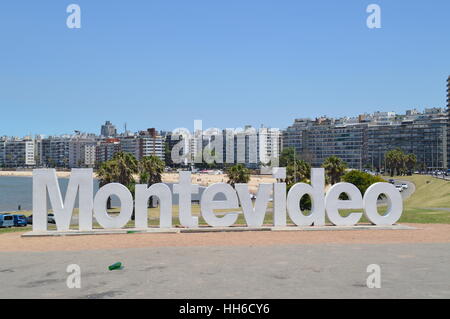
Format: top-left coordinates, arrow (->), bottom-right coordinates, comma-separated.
31,168 -> 403,233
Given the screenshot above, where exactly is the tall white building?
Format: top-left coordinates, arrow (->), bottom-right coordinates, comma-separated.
138,128 -> 165,161
0,138 -> 36,168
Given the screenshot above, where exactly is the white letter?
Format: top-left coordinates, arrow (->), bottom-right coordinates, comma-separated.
93,183 -> 133,229
66,4 -> 81,29
235,183 -> 272,227
363,183 -> 403,225
325,183 -> 363,226
173,171 -> 199,228
32,169 -> 93,232
286,168 -> 325,226
201,183 -> 239,227
135,183 -> 172,229
366,4 -> 381,29
272,168 -> 287,227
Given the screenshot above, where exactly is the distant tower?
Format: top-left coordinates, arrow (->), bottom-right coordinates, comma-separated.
101,121 -> 117,137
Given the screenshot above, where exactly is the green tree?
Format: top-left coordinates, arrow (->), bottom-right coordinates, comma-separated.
139,156 -> 165,186
112,152 -> 139,187
96,161 -> 118,209
286,159 -> 311,187
385,149 -> 405,177
405,153 -> 417,175
342,170 -> 385,195
279,147 -> 297,167
322,156 -> 347,185
227,164 -> 250,187
96,152 -> 139,210
139,155 -> 165,208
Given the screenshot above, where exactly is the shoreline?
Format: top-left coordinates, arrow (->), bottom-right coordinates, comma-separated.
0,170 -> 73,178
0,171 -> 277,199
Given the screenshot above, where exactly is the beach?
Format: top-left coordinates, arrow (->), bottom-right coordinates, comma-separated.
0,170 -> 276,192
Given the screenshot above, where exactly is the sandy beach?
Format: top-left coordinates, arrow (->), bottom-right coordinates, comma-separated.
0,171 -> 276,193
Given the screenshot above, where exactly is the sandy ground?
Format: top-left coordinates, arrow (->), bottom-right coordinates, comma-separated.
1,223 -> 450,252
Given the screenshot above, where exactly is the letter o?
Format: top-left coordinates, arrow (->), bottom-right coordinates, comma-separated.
363,183 -> 403,225
94,183 -> 134,229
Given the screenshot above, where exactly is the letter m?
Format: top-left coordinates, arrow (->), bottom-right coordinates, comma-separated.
32,169 -> 93,232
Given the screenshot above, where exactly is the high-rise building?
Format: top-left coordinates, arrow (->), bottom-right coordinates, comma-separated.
100,121 -> 117,137
119,136 -> 140,159
283,107 -> 449,170
96,138 -> 121,164
0,139 -> 5,167
138,128 -> 165,161
68,137 -> 97,168
0,138 -> 36,168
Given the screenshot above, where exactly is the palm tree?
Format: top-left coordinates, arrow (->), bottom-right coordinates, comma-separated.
322,156 -> 347,185
139,156 -> 165,208
385,149 -> 407,176
139,156 -> 164,185
111,152 -> 138,187
286,159 -> 311,187
405,153 -> 417,175
227,164 -> 250,187
96,152 -> 138,210
279,147 -> 297,167
96,161 -> 117,209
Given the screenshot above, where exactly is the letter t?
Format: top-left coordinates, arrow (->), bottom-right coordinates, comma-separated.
173,171 -> 199,227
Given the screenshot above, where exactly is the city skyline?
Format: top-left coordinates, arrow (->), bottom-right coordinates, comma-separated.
0,1 -> 449,136
0,105 -> 446,138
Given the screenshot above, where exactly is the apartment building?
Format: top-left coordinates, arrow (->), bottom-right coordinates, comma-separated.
283,107 -> 449,170
95,138 -> 121,164
119,136 -> 140,160
138,128 -> 165,161
39,137 -> 70,168
0,139 -> 5,167
0,138 -> 36,168
100,121 -> 117,137
68,137 -> 97,168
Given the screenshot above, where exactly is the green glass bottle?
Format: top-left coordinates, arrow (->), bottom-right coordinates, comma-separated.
108,262 -> 122,271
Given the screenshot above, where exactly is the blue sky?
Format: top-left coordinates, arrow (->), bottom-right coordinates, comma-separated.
0,0 -> 449,136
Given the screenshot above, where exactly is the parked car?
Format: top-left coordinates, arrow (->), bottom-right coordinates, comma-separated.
0,214 -> 14,228
12,214 -> 27,227
48,213 -> 56,224
26,214 -> 55,224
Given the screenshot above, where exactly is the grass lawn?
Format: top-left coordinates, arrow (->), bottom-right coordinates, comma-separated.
396,175 -> 450,224
400,175 -> 450,209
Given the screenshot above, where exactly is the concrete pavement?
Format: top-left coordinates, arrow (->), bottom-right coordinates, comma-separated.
1,243 -> 450,298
